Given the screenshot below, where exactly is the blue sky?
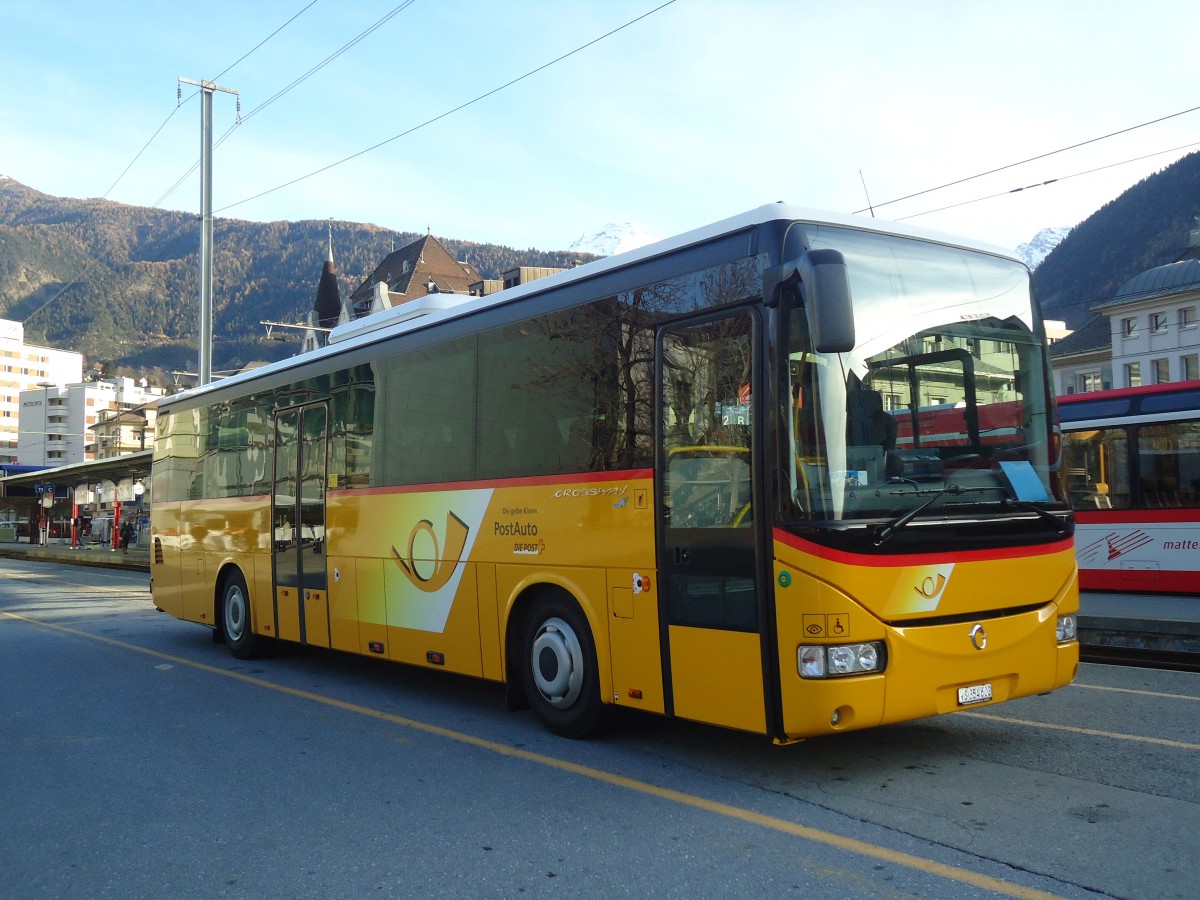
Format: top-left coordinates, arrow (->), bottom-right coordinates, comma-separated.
3,0 -> 1198,256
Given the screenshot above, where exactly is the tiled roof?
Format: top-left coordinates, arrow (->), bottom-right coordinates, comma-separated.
349,234 -> 482,313
1048,315 -> 1111,358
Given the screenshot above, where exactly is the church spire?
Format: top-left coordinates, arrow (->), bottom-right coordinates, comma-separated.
313,221 -> 342,331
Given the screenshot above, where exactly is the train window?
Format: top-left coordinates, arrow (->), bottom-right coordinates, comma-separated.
1062,427 -> 1130,510
1140,388 -> 1200,416
1135,422 -> 1200,508
1058,398 -> 1131,423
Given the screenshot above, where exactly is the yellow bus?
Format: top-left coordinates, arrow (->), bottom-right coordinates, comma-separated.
150,205 -> 1078,741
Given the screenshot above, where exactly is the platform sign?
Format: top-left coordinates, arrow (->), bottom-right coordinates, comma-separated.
117,478 -> 135,503
95,480 -> 116,504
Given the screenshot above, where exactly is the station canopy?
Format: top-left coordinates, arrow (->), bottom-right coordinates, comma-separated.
0,451 -> 152,499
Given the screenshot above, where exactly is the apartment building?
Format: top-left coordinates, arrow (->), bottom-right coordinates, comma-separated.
0,319 -> 84,465
17,377 -> 165,467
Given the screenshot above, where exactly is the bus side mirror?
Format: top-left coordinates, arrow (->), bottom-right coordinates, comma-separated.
765,250 -> 856,353
798,250 -> 855,353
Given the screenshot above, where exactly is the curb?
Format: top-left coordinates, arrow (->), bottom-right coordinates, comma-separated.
0,544 -> 150,573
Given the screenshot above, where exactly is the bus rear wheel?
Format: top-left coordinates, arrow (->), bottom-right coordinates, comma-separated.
521,595 -> 603,738
220,570 -> 261,660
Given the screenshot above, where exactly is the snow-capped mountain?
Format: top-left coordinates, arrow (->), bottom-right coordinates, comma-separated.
569,222 -> 660,257
1016,227 -> 1071,270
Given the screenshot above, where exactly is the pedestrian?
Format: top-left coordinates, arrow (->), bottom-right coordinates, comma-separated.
120,519 -> 135,553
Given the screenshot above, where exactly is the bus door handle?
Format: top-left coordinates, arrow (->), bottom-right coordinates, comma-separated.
674,546 -> 693,564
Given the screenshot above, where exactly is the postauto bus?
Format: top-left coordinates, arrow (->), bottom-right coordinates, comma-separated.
150,204 -> 1078,742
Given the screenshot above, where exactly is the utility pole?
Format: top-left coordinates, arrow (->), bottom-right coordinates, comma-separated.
178,77 -> 238,385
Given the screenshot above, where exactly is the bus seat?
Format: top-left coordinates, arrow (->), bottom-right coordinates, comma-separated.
847,388 -> 897,451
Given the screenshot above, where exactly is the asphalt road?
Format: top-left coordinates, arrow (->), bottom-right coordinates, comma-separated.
1,559 -> 1196,899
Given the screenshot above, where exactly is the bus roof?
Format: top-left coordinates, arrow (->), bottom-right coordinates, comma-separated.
159,203 -> 1022,412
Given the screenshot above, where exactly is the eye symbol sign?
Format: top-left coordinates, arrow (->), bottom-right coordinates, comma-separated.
392,511 -> 470,592
805,622 -> 823,636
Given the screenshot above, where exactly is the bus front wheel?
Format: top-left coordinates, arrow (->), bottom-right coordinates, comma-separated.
220,570 -> 261,660
521,595 -> 603,738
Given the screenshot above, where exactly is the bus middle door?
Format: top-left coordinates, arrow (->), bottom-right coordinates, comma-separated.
272,403 -> 330,647
657,309 -> 768,735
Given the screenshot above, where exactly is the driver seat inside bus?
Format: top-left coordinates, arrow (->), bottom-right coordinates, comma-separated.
846,386 -> 897,451
846,386 -> 897,485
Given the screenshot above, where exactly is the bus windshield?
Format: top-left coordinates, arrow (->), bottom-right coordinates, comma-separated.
784,225 -> 1061,524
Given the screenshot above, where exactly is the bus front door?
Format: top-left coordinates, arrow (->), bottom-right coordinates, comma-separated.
271,403 -> 330,647
657,310 -> 768,735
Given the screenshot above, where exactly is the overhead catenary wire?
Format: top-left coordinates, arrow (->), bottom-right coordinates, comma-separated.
896,139 -> 1200,221
215,0 -> 680,214
22,0 -> 322,324
209,0 -> 323,86
854,103 -> 1200,216
235,0 -> 417,128
22,3 -> 1200,329
154,0 -> 419,210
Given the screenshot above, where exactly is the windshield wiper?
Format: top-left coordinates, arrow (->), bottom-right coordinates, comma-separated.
1003,498 -> 1070,535
872,482 -> 996,547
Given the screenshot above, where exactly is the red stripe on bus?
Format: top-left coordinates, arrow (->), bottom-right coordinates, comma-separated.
774,529 -> 1074,567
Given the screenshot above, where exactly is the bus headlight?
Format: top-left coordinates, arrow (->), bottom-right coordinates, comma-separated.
1056,614 -> 1077,643
799,641 -> 886,678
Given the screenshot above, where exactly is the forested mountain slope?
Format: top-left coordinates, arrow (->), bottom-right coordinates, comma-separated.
0,177 -> 591,375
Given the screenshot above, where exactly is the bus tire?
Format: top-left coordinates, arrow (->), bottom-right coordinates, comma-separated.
220,570 -> 260,660
521,594 -> 603,738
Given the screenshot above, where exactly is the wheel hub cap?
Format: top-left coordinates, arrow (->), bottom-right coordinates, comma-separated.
530,617 -> 583,709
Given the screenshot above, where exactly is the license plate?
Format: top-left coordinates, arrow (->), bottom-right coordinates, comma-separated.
957,683 -> 993,706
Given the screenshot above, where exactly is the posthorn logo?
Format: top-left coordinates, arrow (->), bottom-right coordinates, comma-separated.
392,511 -> 470,592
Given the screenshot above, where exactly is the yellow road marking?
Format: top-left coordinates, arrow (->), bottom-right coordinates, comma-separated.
1072,682 -> 1200,702
2,609 -> 1062,900
957,711 -> 1200,750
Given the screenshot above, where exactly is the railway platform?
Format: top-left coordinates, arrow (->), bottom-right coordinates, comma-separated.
0,538 -> 149,572
1079,589 -> 1200,664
